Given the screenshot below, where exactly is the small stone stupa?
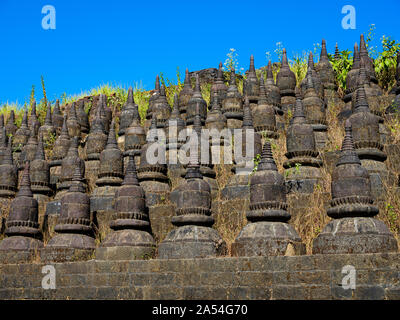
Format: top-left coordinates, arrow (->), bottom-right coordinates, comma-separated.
96,155 -> 156,260
231,142 -> 305,256
178,69 -> 194,121
158,129 -> 226,259
312,120 -> 398,254
222,68 -> 243,129
0,162 -> 43,260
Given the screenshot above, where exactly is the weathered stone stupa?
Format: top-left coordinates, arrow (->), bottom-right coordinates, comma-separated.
84,106 -> 108,189
231,142 -> 305,256
96,155 -> 155,260
0,162 -> 43,261
138,115 -> 169,207
145,75 -> 161,130
300,52 -> 324,99
209,63 -> 227,108
52,99 -> 64,133
178,69 -> 194,121
90,121 -> 124,231
118,87 -> 139,143
49,115 -> 70,189
251,72 -> 279,144
221,97 -> 262,201
38,102 -> 56,146
123,100 -> 146,169
186,74 -> 207,127
158,131 -> 226,259
66,102 -> 81,139
284,98 -> 323,221
276,48 -> 296,115
302,70 -> 328,149
29,101 -> 40,136
5,110 -> 17,137
312,120 -> 398,254
264,60 -> 284,128
206,88 -> 228,165
243,55 -> 259,107
150,84 -> 171,129
348,87 -> 390,200
315,39 -> 340,107
222,68 -> 243,129
43,166 -> 95,262
0,136 -> 18,198
75,100 -> 89,134
165,93 -> 186,179
12,110 -> 30,159
56,136 -> 86,200
30,133 -> 52,201
340,43 -> 360,121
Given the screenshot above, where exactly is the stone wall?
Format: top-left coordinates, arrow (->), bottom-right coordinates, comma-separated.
1,252 -> 399,300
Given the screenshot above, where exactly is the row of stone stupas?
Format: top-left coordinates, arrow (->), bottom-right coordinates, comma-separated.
0,34 -> 398,262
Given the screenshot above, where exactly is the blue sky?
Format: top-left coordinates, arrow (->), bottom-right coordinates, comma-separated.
1,0 -> 399,106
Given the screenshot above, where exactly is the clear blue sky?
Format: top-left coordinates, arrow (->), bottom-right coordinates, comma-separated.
1,0 -> 399,106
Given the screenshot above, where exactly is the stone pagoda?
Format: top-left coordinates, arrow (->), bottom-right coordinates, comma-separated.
30,133 -> 52,202
231,142 -> 305,256
49,115 -> 70,190
56,136 -> 86,201
145,75 -> 161,130
75,100 -> 89,135
315,39 -> 340,107
206,88 -> 228,165
221,97 -> 262,201
276,48 -> 296,115
52,99 -> 64,133
312,120 -> 397,254
66,102 -> 81,139
29,101 -> 40,136
5,110 -> 17,137
137,115 -> 169,208
340,42 -> 360,121
165,93 -> 186,179
209,62 -> 227,108
43,166 -> 95,262
38,102 -> 56,146
84,106 -> 108,188
284,98 -> 323,221
302,70 -> 328,149
0,162 -> 43,262
123,101 -> 146,169
96,155 -> 156,260
178,69 -> 194,121
90,121 -> 124,231
0,136 -> 18,198
118,86 -> 139,145
222,68 -> 243,129
300,52 -> 324,99
12,110 -> 30,159
348,86 -> 390,200
158,132 -> 226,259
186,74 -> 207,127
243,55 -> 259,107
252,72 -> 279,144
265,60 -> 284,128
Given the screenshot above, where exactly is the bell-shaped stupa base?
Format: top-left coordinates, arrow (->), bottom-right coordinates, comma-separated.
231,221 -> 305,256
96,229 -> 155,260
312,217 -> 398,254
158,225 -> 226,259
